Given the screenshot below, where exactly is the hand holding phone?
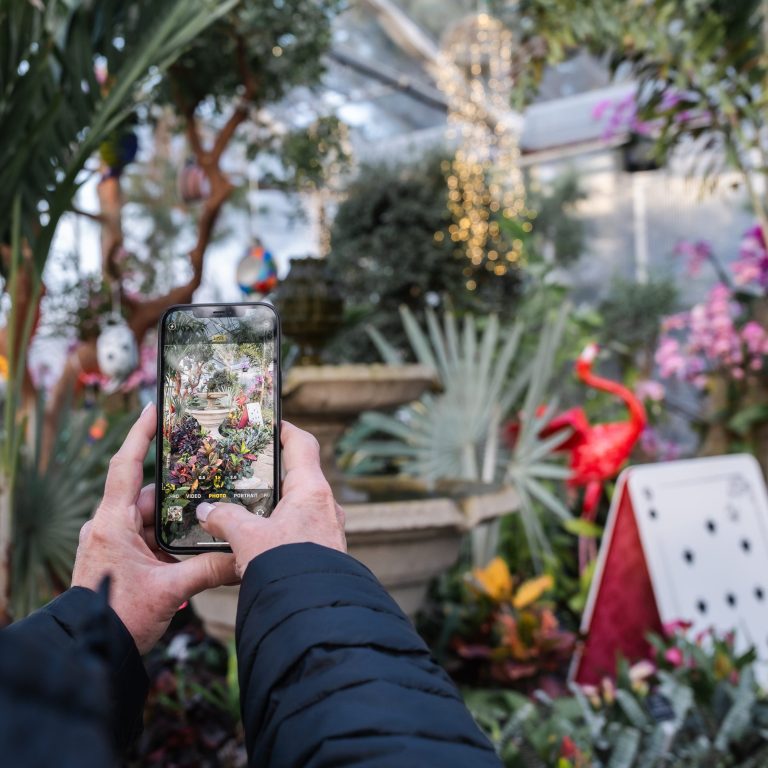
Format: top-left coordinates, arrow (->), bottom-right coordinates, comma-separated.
73,405 -> 238,654
195,421 -> 347,577
156,303 -> 281,553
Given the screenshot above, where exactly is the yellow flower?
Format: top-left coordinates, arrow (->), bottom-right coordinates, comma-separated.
0,355 -> 8,380
512,574 -> 554,609
472,557 -> 513,601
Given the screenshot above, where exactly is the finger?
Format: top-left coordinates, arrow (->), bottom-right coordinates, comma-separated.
137,484 -> 156,526
280,421 -> 328,495
163,552 -> 239,598
195,501 -> 263,545
153,548 -> 178,565
99,404 -> 156,520
142,525 -> 162,552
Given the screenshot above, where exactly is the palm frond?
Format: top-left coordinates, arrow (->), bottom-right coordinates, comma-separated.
12,401 -> 135,617
342,304 -> 573,565
0,0 -> 237,266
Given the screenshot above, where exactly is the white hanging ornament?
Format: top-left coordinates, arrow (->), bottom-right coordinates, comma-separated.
96,316 -> 139,393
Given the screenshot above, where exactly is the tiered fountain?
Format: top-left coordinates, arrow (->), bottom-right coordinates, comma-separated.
192,258 -> 518,639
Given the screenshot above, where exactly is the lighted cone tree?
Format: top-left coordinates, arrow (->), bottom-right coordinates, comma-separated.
437,12 -> 530,288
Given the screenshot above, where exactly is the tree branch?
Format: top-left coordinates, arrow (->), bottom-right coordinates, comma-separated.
70,206 -> 106,224
125,166 -> 234,340
185,105 -> 206,162
211,34 -> 256,162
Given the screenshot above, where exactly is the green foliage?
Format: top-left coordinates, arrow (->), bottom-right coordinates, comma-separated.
598,279 -> 678,369
165,0 -> 342,110
261,115 -> 350,190
206,369 -> 237,393
326,154 -> 524,362
502,1 -> 768,206
525,171 -> 587,266
340,304 -> 572,566
418,556 -> 575,693
327,155 -> 587,362
0,0 -> 237,267
12,403 -> 135,617
466,626 -> 768,767
129,626 -> 242,765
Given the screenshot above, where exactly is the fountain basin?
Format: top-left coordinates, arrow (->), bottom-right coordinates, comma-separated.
187,407 -> 229,441
282,364 -> 438,498
191,484 -> 519,641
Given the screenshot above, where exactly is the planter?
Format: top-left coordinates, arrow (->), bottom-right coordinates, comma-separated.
191,485 -> 519,641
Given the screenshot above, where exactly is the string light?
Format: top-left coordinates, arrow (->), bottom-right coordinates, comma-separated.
436,13 -> 528,273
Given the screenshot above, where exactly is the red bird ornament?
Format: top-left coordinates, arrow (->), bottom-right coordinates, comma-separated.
502,345 -> 647,567
545,344 -> 647,568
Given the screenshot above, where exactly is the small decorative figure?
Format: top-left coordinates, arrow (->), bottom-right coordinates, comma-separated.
177,160 -> 210,203
99,129 -> 138,180
246,402 -> 264,428
96,318 -> 139,393
544,344 -> 647,569
236,243 -> 278,297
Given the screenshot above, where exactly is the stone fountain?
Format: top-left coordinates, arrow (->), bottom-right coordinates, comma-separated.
192,258 -> 519,640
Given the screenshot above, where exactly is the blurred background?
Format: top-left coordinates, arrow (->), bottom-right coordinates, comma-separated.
3,1 -> 768,765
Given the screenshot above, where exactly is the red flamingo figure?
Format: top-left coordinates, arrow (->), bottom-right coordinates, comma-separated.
234,392 -> 249,429
544,344 -> 646,567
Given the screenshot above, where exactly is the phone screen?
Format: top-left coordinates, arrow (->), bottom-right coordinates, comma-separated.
157,304 -> 279,550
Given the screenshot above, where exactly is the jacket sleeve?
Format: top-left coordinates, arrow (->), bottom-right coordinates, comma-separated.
4,586 -> 149,755
235,543 -> 502,768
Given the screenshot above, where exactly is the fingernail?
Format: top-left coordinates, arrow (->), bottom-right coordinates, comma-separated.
196,502 -> 216,522
142,401 -> 154,415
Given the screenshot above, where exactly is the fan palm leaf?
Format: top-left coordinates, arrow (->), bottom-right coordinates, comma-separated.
12,397 -> 135,617
343,304 -> 573,566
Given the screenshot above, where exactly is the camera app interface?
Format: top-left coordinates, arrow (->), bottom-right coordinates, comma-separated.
160,307 -> 276,547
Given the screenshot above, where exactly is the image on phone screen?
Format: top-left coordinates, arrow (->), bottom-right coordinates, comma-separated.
158,304 -> 279,549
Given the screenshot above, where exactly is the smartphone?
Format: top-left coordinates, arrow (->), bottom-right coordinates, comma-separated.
155,303 -> 280,553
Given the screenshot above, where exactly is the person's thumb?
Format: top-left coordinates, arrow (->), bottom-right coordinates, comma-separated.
169,552 -> 239,599
196,501 -> 259,550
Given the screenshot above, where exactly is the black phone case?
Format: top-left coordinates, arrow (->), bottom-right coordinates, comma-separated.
155,302 -> 282,554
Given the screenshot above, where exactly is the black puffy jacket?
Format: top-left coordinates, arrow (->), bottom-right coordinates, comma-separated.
2,543 -> 502,767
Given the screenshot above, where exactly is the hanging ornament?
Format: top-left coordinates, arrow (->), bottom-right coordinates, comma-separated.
0,354 -> 7,402
96,316 -> 139,394
177,160 -> 210,203
99,129 -> 139,181
436,12 -> 528,281
236,242 -> 278,297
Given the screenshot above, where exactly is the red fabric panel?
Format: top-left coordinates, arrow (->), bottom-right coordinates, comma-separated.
574,487 -> 663,684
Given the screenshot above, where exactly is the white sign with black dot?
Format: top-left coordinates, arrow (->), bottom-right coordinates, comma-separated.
628,454 -> 768,682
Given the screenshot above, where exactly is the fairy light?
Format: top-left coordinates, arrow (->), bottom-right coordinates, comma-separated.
436,12 -> 528,273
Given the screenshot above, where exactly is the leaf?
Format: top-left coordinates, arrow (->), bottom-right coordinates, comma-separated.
728,404 -> 768,436
512,574 -> 554,608
606,726 -> 641,768
342,303 -> 571,565
715,666 -> 756,750
614,690 -> 650,729
472,557 -> 513,601
563,518 -> 603,538
366,324 -> 404,365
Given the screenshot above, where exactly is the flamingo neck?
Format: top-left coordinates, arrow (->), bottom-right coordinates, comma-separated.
578,369 -> 646,432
